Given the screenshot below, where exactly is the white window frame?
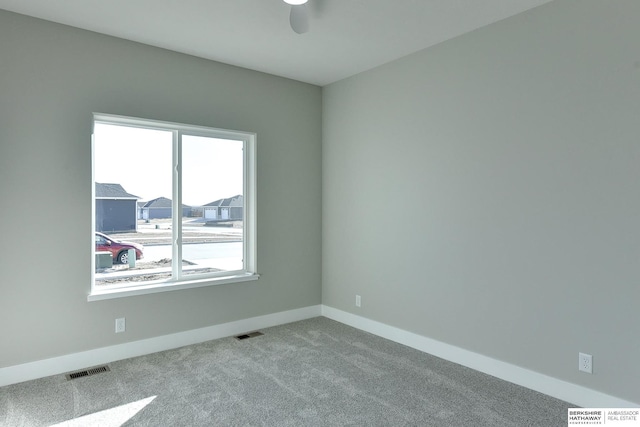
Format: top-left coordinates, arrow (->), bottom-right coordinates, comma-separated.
89,113 -> 258,301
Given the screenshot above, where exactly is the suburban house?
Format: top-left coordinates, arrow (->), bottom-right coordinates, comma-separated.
94,183 -> 139,233
1,0 -> 639,419
202,195 -> 243,221
139,196 -> 192,220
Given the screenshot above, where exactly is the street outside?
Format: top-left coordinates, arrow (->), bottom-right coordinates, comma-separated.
109,218 -> 242,247
96,218 -> 243,285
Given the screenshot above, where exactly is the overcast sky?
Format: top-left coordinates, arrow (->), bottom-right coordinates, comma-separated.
94,123 -> 243,206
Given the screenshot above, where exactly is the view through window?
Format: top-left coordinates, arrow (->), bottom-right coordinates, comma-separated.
92,114 -> 255,293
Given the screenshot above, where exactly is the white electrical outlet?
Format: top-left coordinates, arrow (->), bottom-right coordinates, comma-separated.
579,352 -> 592,374
115,317 -> 126,333
355,295 -> 361,307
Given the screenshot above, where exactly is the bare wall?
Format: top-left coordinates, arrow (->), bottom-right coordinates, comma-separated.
0,10 -> 322,367
322,0 -> 640,403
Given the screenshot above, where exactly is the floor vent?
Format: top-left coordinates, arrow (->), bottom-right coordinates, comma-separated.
235,331 -> 264,340
65,365 -> 111,380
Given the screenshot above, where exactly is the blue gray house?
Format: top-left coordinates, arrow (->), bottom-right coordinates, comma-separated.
140,196 -> 192,219
95,183 -> 139,233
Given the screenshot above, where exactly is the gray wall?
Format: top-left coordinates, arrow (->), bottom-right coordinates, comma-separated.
0,10 -> 321,368
322,0 -> 640,403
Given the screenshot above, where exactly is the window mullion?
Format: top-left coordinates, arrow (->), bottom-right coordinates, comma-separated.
244,136 -> 257,273
172,130 -> 182,280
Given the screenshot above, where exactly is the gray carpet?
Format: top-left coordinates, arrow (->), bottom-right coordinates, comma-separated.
0,317 -> 571,426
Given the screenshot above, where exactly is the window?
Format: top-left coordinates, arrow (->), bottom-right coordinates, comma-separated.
90,114 -> 257,300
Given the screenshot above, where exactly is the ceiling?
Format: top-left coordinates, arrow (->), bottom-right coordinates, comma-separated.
0,0 -> 553,86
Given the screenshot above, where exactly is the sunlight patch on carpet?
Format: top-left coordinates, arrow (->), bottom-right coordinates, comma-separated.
50,396 -> 156,427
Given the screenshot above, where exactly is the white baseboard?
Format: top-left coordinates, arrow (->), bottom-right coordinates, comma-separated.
321,305 -> 639,409
0,305 -> 322,388
3,303 -> 638,409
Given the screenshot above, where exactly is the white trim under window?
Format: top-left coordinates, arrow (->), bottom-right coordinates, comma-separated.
89,113 -> 258,301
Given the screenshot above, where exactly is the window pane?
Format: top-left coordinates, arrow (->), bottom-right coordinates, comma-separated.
181,135 -> 244,275
94,123 -> 173,286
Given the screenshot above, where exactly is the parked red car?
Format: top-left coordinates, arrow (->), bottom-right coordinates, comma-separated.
95,232 -> 144,264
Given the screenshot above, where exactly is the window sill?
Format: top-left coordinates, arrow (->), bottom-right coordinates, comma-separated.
87,272 -> 259,302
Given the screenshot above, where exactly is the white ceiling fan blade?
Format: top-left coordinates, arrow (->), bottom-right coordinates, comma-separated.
289,4 -> 309,34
